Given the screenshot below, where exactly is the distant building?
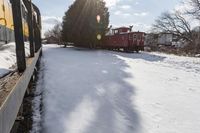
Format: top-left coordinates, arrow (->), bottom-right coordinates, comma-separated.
44,36 -> 59,44
145,33 -> 177,46
157,33 -> 173,46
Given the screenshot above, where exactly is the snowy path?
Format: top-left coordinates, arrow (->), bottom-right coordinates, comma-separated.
36,44 -> 200,133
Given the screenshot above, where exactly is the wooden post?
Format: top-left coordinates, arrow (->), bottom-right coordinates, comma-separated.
32,4 -> 42,52
11,0 -> 26,72
33,16 -> 39,52
26,0 -> 35,57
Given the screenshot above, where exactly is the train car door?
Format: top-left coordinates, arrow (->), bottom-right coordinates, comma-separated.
133,34 -> 137,46
128,33 -> 132,47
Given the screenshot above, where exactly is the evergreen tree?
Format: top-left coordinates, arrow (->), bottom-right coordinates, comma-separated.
62,0 -> 109,48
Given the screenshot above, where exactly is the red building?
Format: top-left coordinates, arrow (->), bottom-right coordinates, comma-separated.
104,27 -> 145,52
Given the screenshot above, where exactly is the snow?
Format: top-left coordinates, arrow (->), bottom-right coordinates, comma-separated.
30,66 -> 44,133
0,42 -> 30,77
195,54 -> 200,57
33,44 -> 200,133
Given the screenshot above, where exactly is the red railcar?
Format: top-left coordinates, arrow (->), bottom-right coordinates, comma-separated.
103,27 -> 145,52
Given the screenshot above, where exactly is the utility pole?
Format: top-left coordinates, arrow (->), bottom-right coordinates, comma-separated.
11,0 -> 26,72
199,21 -> 200,51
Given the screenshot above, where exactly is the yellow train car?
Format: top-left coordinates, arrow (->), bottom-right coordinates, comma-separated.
0,0 -> 29,44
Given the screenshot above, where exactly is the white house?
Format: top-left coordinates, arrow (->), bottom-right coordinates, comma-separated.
157,33 -> 173,46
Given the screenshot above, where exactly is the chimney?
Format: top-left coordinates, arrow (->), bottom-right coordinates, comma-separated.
129,25 -> 133,32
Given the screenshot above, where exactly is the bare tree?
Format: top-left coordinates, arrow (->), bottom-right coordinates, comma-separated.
144,33 -> 159,51
44,30 -> 53,38
153,0 -> 200,54
187,0 -> 200,20
153,11 -> 193,42
187,0 -> 200,53
44,23 -> 62,44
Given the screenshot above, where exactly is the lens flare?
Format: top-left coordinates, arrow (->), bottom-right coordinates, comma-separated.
96,15 -> 101,23
97,34 -> 102,40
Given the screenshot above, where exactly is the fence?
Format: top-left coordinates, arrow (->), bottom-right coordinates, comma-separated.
0,0 -> 42,133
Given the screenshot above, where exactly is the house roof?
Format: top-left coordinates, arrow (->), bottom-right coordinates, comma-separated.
113,27 -> 130,30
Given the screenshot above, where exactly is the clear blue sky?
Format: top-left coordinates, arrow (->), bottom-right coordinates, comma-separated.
32,0 -> 181,35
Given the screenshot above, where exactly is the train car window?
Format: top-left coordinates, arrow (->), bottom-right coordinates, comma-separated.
133,34 -> 137,40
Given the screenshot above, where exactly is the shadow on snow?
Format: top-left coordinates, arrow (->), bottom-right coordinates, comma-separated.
39,46 -> 154,133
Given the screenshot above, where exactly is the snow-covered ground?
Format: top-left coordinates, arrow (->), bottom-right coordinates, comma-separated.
0,43 -> 30,77
33,44 -> 200,133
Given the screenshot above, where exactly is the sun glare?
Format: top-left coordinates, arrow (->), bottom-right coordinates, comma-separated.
96,15 -> 101,23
